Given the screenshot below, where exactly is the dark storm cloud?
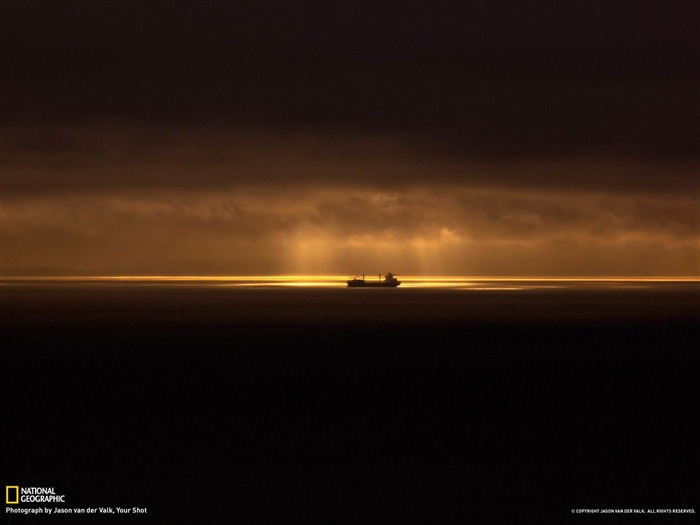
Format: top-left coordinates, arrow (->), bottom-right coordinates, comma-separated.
3,122 -> 698,196
2,0 -> 698,276
2,0 -> 698,165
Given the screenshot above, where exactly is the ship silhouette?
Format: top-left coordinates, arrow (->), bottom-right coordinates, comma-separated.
346,272 -> 401,288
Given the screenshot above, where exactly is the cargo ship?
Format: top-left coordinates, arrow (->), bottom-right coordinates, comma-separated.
346,273 -> 401,288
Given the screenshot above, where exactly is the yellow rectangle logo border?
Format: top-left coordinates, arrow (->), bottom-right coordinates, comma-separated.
6,485 -> 19,504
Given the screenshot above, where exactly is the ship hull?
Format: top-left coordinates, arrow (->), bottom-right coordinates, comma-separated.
346,280 -> 401,288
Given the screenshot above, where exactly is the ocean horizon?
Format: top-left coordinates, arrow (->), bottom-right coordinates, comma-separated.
3,276 -> 698,522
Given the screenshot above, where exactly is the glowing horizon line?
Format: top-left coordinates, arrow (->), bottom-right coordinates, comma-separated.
1,275 -> 698,283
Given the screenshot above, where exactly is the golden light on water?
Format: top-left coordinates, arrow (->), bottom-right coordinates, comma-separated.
2,275 -> 696,291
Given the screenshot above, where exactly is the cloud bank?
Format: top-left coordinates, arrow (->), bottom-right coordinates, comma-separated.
4,182 -> 697,276
2,2 -> 698,276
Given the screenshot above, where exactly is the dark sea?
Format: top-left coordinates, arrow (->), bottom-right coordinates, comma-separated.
2,278 -> 698,523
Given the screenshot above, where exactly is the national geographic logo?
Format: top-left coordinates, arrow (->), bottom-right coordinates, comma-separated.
6,486 -> 19,504
5,486 -> 65,503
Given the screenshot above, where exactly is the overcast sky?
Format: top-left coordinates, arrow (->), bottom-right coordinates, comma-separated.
2,0 -> 698,276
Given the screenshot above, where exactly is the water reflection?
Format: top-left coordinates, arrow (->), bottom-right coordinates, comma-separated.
1,275 -> 696,292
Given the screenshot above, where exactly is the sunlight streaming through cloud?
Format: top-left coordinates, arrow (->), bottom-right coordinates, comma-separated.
4,185 -> 696,276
